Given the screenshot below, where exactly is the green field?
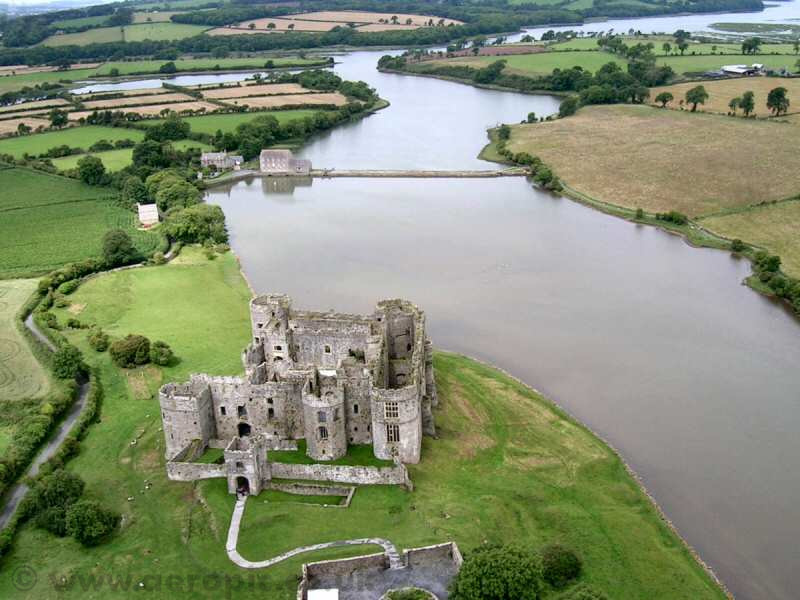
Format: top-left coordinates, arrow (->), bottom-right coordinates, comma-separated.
0,167 -> 161,278
269,440 -> 394,467
0,279 -> 50,401
0,126 -> 144,158
51,139 -> 212,172
145,109 -> 325,134
50,15 -> 109,29
658,53 -> 799,74
0,246 -> 725,599
41,26 -> 125,46
425,50 -> 626,76
123,22 -> 210,42
91,56 -> 327,76
0,68 -> 98,95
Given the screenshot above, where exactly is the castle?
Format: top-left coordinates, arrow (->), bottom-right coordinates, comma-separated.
159,295 -> 437,489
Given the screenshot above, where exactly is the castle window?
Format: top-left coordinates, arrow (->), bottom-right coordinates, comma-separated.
334,408 -> 340,421
386,423 -> 400,443
384,402 -> 399,419
318,426 -> 328,440
274,345 -> 282,351
220,407 -> 226,416
257,323 -> 263,329
237,405 -> 247,418
407,343 -> 412,352
354,427 -> 358,432
324,345 -> 331,354
267,398 -> 273,405
235,461 -> 244,470
274,356 -> 283,362
254,337 -> 259,344
353,404 -> 359,415
268,408 -> 274,419
318,411 -> 327,423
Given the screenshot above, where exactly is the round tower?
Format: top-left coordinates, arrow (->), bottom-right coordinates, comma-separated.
302,370 -> 346,461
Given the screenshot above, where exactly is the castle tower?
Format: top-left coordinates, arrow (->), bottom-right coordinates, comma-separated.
302,369 -> 347,461
159,379 -> 216,460
224,434 -> 269,495
250,294 -> 294,378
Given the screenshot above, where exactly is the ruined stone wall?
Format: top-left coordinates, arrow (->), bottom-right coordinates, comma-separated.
302,374 -> 347,461
371,385 -> 423,464
291,314 -> 373,369
269,462 -> 409,486
160,383 -> 216,459
404,542 -> 463,569
166,462 -> 226,481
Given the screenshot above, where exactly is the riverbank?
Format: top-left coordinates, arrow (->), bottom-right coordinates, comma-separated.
0,246 -> 728,599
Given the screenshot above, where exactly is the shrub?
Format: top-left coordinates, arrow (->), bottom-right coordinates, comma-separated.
150,340 -> 174,366
77,155 -> 106,186
164,204 -> 228,244
120,176 -> 148,209
25,470 -> 85,519
66,318 -> 82,329
562,585 -> 608,600
635,207 -> 644,219
65,500 -> 120,546
39,311 -> 60,330
541,544 -> 581,588
109,334 -> 151,368
57,279 -> 80,295
87,329 -> 109,352
34,506 -> 68,537
731,238 -> 746,252
655,211 -> 688,226
449,544 -> 541,600
52,345 -> 84,379
497,124 -> 511,140
102,229 -> 138,267
558,95 -> 579,118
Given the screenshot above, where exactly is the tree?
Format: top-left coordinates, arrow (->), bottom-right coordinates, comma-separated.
655,91 -> 673,107
449,544 -> 542,600
248,22 -> 255,30
287,23 -> 295,30
676,40 -> 688,55
685,85 -> 708,112
541,544 -> 581,589
661,42 -> 671,55
558,95 -> 579,118
17,122 -> 32,135
49,108 -> 68,128
794,39 -> 800,55
766,87 -> 789,115
88,329 -> 109,352
52,345 -> 84,379
497,124 -> 511,140
65,500 -> 119,546
109,67 -> 120,77
266,22 -> 275,30
164,204 -> 228,244
150,340 -> 174,366
155,180 -> 201,211
159,61 -> 177,74
77,155 -> 105,185
728,96 -> 740,115
741,37 -> 761,55
102,229 -> 137,267
740,90 -> 755,116
527,112 -> 537,123
110,334 -> 151,368
121,176 -> 148,209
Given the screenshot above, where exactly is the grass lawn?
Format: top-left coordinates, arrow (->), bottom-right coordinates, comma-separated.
122,22 -> 210,42
423,50 -> 625,76
658,53 -> 799,74
506,104 -> 800,216
144,109 -> 325,134
0,167 -> 161,278
269,440 -> 394,467
0,279 -> 50,401
699,200 -> 800,278
0,126 -> 144,158
0,246 -> 725,599
50,15 -> 109,29
50,139 -> 212,172
0,68 -> 98,95
649,77 -> 800,116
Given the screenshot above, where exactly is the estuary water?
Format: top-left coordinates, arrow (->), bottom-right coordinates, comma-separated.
82,1 -> 794,596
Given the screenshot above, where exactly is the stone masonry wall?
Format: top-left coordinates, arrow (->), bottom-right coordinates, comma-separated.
166,462 -> 226,481
270,462 -> 409,487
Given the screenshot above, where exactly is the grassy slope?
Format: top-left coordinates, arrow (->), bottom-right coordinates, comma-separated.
0,167 -> 160,278
91,57 -> 326,76
41,23 -> 208,46
143,109 -> 325,134
0,127 -> 144,158
0,279 -> 50,401
0,69 -> 98,95
50,139 -> 212,172
658,53 -> 798,74
0,247 -> 724,599
506,104 -> 800,215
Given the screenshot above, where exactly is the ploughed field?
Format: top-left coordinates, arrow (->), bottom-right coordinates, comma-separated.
505,104 -> 800,276
0,166 -> 161,278
209,10 -> 461,36
0,246 -> 726,599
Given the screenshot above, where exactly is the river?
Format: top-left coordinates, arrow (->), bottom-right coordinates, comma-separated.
86,3 -> 800,598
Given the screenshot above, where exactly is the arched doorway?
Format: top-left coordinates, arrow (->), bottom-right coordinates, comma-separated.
236,476 -> 249,495
238,422 -> 251,437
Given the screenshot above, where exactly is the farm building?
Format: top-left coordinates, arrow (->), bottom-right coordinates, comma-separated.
201,152 -> 244,170
721,64 -> 763,76
137,203 -> 159,227
259,149 -> 311,176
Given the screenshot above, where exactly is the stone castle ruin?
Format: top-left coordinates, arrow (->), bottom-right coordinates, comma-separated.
159,295 -> 437,494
